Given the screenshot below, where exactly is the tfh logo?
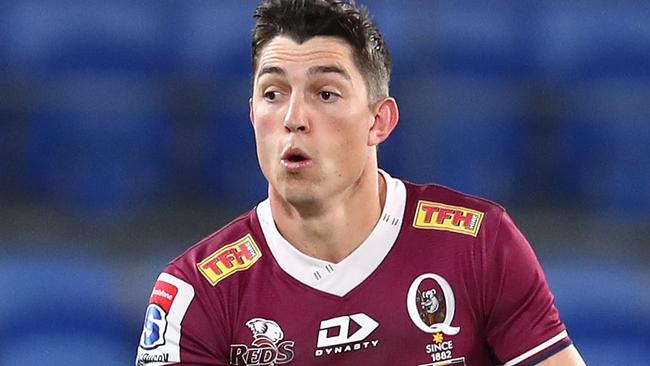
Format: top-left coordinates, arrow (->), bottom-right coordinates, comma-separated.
412,201 -> 484,237
197,234 -> 262,286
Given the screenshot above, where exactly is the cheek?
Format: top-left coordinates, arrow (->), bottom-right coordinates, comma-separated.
252,118 -> 277,163
327,116 -> 370,160
253,121 -> 270,144
342,113 -> 371,146
253,109 -> 279,140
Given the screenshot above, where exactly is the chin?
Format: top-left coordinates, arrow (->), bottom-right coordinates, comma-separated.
275,182 -> 321,207
284,186 -> 320,204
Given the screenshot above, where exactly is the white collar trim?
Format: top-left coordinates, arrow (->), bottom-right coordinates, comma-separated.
256,169 -> 406,297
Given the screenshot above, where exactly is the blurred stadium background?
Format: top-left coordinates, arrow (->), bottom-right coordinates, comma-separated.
0,1 -> 649,365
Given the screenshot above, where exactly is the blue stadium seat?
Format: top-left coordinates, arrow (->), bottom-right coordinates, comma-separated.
202,95 -> 267,208
386,75 -> 528,203
0,119 -> 26,198
24,75 -> 173,218
376,2 -> 533,204
430,2 -> 532,77
535,4 -> 650,216
175,1 -> 251,77
7,1 -> 177,218
1,1 -> 175,75
382,2 -> 531,77
0,245 -> 133,366
2,333 -> 133,366
544,258 -> 650,365
532,4 -> 650,80
559,89 -> 650,217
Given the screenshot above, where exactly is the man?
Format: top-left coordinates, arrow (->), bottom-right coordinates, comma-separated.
136,1 -> 586,365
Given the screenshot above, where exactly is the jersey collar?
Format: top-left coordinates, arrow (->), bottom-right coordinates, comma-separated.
256,169 -> 406,297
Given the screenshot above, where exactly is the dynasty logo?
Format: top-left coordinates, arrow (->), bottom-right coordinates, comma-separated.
315,313 -> 380,357
230,318 -> 295,366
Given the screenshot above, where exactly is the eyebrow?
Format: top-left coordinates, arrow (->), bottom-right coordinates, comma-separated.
257,66 -> 285,81
256,65 -> 351,82
307,65 -> 351,81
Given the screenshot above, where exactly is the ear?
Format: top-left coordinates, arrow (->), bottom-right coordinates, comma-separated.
249,97 -> 255,126
368,97 -> 399,146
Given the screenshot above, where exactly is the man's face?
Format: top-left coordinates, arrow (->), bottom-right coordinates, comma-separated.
250,35 -> 378,207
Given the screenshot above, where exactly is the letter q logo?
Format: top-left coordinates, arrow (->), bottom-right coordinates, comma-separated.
406,273 -> 461,336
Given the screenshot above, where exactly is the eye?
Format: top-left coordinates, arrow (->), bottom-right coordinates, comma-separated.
319,91 -> 339,102
263,91 -> 279,101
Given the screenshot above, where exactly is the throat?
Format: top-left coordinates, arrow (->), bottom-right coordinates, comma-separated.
270,170 -> 387,263
274,197 -> 385,264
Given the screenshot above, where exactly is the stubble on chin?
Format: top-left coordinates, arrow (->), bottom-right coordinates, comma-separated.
273,171 -> 322,210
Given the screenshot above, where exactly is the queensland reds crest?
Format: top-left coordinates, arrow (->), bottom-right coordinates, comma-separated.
230,318 -> 295,365
407,273 -> 460,335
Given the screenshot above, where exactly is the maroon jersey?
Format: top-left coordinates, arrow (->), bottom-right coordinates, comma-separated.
136,171 -> 571,366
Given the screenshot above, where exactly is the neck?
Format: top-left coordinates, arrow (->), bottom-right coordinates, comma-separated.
269,169 -> 387,263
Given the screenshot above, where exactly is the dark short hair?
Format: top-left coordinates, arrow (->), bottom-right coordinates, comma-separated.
252,0 -> 392,103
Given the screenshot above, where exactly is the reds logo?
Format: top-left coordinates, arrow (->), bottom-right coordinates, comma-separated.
230,318 -> 295,366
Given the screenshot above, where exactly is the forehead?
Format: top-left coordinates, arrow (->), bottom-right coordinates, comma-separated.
254,36 -> 360,79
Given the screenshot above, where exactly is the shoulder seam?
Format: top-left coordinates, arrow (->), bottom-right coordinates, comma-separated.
166,262 -> 232,344
402,179 -> 507,212
480,209 -> 506,327
169,210 -> 255,266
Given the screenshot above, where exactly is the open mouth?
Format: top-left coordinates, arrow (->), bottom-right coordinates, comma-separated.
281,148 -> 312,170
286,153 -> 307,162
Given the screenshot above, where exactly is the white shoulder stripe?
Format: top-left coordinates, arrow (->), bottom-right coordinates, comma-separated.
502,330 -> 569,366
136,273 -> 195,366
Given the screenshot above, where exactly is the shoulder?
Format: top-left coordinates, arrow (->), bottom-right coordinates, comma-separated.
404,179 -> 504,213
166,208 -> 265,286
401,179 -> 506,239
137,210 -> 263,362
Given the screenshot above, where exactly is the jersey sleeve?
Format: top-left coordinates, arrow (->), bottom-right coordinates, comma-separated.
483,211 -> 572,365
135,264 -> 230,366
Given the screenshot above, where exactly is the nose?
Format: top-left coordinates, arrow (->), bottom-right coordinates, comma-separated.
284,94 -> 309,133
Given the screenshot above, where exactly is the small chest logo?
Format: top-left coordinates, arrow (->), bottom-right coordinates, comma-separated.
197,234 -> 262,286
140,280 -> 178,349
408,273 -> 466,365
407,273 -> 460,335
230,318 -> 295,366
315,313 -> 380,357
413,201 -> 484,237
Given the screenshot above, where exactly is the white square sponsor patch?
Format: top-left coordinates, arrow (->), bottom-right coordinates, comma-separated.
136,273 -> 195,366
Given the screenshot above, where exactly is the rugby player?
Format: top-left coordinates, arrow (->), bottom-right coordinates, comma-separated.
136,1 -> 586,365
